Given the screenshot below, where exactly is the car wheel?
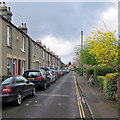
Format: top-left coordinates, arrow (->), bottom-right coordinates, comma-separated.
15,92 -> 22,105
31,87 -> 35,97
49,79 -> 51,86
43,83 -> 47,90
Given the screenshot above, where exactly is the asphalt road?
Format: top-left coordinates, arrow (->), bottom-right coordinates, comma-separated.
2,72 -> 89,119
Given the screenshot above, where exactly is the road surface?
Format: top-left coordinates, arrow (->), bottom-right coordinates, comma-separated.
2,72 -> 91,119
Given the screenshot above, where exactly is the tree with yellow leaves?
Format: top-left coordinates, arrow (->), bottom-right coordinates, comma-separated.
85,25 -> 118,67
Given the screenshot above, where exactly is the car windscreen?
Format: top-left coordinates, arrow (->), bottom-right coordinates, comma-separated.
1,77 -> 13,85
23,71 -> 40,77
50,70 -> 54,73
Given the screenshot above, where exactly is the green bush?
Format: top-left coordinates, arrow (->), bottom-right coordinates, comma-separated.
93,65 -> 116,78
85,66 -> 94,80
96,76 -> 106,90
103,73 -> 119,101
74,67 -> 81,73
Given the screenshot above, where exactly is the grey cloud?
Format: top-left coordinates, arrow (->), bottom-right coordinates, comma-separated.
6,2 -> 115,63
7,2 -> 114,41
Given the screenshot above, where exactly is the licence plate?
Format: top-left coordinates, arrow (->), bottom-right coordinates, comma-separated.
27,78 -> 35,80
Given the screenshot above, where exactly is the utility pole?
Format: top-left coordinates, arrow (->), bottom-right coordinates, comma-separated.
80,31 -> 83,76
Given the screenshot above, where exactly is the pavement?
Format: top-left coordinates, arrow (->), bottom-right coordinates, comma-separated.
75,72 -> 119,119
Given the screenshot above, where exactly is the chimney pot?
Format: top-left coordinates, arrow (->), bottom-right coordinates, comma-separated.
24,23 -> 26,27
8,7 -> 11,11
3,2 -> 5,6
22,23 -> 23,27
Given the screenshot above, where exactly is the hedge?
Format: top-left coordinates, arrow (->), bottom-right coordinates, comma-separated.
74,67 -> 81,73
93,65 -> 116,78
85,66 -> 94,80
103,73 -> 119,101
96,76 -> 106,90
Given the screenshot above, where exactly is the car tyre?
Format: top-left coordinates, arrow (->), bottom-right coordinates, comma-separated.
15,92 -> 22,105
31,87 -> 35,97
43,83 -> 47,90
49,79 -> 51,86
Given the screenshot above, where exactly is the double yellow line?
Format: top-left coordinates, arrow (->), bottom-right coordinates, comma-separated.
74,75 -> 85,118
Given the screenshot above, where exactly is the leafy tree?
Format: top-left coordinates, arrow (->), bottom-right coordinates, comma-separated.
85,25 -> 118,66
80,46 -> 97,65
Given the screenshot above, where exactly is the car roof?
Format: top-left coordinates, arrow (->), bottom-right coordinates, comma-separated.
24,70 -> 40,72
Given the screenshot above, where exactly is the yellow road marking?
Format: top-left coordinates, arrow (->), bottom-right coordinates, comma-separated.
74,74 -> 86,118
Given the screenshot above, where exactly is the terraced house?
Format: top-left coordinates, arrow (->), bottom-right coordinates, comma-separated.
0,2 -> 64,76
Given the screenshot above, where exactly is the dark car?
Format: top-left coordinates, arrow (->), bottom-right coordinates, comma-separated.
23,69 -> 51,90
0,76 -> 35,105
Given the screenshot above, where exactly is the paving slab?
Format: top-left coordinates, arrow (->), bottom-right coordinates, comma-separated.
75,72 -> 119,119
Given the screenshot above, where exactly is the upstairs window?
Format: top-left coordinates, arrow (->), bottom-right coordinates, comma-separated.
7,26 -> 12,46
33,43 -> 36,56
46,53 -> 48,61
43,50 -> 45,60
39,48 -> 41,58
22,36 -> 25,51
49,54 -> 51,62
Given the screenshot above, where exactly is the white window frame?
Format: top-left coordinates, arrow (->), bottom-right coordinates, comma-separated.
7,26 -> 12,46
43,50 -> 45,60
33,43 -> 36,56
22,36 -> 25,52
39,48 -> 41,58
49,54 -> 51,62
13,59 -> 17,75
46,53 -> 48,61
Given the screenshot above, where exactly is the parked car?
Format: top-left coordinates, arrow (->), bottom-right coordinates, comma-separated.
55,69 -> 61,79
0,76 -> 35,105
23,69 -> 51,90
41,67 -> 50,71
50,69 -> 56,82
45,70 -> 53,84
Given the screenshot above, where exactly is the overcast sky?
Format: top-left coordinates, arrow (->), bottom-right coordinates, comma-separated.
6,0 -> 118,64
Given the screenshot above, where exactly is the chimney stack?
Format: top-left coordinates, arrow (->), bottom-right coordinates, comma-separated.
36,40 -> 42,45
18,23 -> 28,34
0,2 -> 13,22
7,6 -> 12,22
0,2 -> 7,19
3,2 -> 5,6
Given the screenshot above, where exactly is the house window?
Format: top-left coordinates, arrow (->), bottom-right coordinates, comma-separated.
22,36 -> 25,51
43,50 -> 45,60
39,48 -> 41,58
36,62 -> 39,70
34,62 -> 36,70
39,63 -> 41,70
33,43 -> 36,56
22,61 -> 25,74
13,59 -> 17,75
46,53 -> 48,61
7,58 -> 12,75
7,26 -> 12,46
49,54 -> 51,62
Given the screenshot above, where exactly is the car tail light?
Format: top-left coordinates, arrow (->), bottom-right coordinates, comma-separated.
49,75 -> 51,77
1,86 -> 12,93
53,73 -> 55,75
37,76 -> 43,80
